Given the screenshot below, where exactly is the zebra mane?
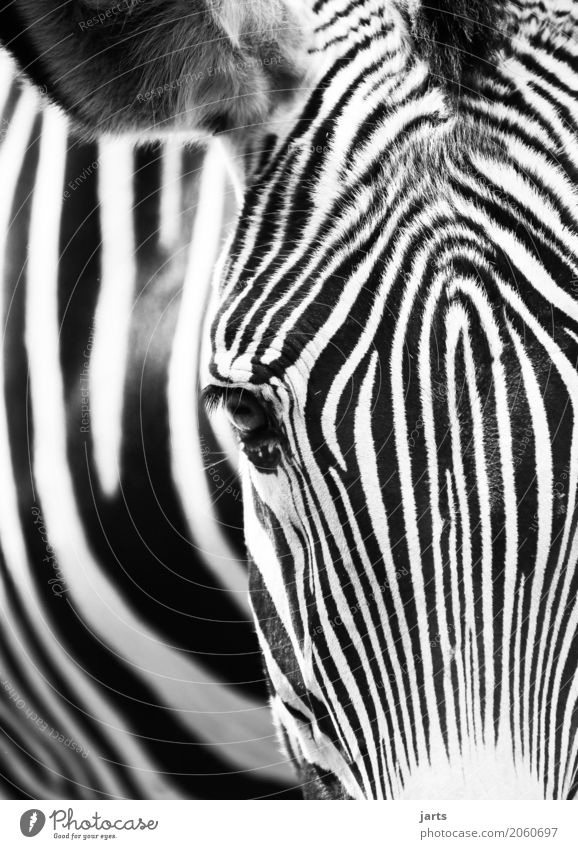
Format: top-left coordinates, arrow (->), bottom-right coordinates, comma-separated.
407,0 -> 510,87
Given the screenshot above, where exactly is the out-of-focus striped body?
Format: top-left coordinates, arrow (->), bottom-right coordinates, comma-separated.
0,53 -> 294,799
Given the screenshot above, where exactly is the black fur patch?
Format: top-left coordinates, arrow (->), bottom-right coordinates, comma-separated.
409,0 -> 510,89
0,5 -> 54,103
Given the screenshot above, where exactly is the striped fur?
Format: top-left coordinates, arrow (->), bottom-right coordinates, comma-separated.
202,0 -> 578,798
2,0 -> 578,800
0,52 -> 294,799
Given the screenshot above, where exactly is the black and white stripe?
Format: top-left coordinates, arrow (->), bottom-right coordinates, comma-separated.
204,0 -> 578,799
2,0 -> 578,802
0,51 -> 294,799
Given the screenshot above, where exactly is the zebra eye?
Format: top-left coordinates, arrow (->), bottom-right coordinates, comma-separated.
203,387 -> 282,471
223,391 -> 267,435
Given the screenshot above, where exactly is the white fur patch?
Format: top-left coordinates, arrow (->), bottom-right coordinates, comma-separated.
399,743 -> 544,800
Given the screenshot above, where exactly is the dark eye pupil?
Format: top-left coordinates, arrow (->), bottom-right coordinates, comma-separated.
225,395 -> 267,433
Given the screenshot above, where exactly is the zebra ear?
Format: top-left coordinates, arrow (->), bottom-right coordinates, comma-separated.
1,0 -> 308,139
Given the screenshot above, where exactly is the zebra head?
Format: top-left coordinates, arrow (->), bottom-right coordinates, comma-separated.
4,0 -> 578,799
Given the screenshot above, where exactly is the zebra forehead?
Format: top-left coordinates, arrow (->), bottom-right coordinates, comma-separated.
210,219 -> 499,386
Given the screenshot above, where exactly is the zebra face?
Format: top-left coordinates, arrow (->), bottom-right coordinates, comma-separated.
201,2 -> 578,800
206,126 -> 578,798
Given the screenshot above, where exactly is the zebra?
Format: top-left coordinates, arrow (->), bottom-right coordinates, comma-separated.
0,51 -> 295,799
3,0 -> 578,799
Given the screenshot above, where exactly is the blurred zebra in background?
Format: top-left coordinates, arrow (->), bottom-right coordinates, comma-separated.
0,50 -> 295,799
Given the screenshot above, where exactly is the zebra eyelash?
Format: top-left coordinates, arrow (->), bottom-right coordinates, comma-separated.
201,385 -> 228,414
201,384 -> 271,417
